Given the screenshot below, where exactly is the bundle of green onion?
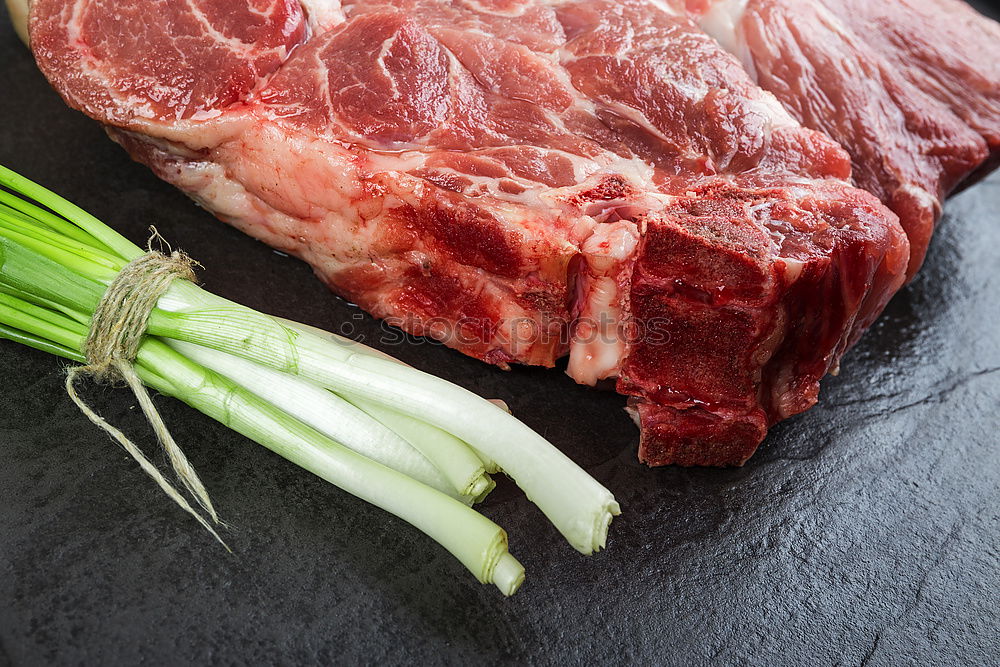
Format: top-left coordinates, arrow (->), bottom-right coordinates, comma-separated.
0,165 -> 620,596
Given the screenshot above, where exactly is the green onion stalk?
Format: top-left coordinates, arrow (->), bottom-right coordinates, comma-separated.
0,165 -> 620,595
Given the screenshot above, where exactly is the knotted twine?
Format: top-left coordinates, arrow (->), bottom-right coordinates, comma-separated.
65,244 -> 227,548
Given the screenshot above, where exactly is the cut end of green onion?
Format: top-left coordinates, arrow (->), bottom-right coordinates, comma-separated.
465,470 -> 492,499
471,475 -> 497,505
492,552 -> 526,597
590,499 -> 622,553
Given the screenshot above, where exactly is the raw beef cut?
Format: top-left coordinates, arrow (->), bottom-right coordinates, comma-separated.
687,0 -> 1000,277
29,0 -> 923,465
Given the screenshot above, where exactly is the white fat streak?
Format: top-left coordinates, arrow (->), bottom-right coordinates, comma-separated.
408,152 -> 662,219
540,0 -> 677,12
554,38 -> 712,161
298,0 -> 345,31
751,202 -> 808,285
542,41 -> 710,172
459,0 -> 533,17
247,0 -> 280,20
600,93 -> 710,159
757,90 -> 799,131
375,33 -> 403,99
695,1 -> 802,132
66,0 -> 135,117
566,275 -> 627,383
313,39 -> 338,123
184,0 -> 285,62
643,0 -> 681,17
566,222 -> 640,386
781,257 -> 805,283
899,182 -> 941,216
66,0 -> 84,45
697,0 -> 749,60
364,149 -> 430,173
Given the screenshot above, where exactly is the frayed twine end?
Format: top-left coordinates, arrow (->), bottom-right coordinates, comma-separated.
66,246 -> 228,550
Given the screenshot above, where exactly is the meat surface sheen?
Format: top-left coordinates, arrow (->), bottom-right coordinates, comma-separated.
31,0 -> 919,465
688,0 -> 999,277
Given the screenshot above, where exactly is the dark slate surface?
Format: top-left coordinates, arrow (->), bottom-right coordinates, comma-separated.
1,5 -> 998,666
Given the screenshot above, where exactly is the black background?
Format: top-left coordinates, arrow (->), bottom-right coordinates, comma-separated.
1,4 -> 998,665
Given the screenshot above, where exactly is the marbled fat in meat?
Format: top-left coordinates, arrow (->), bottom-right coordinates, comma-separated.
29,0 -> 996,465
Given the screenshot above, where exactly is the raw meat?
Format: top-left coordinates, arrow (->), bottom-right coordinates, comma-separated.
30,0 -> 914,465
688,0 -> 1000,277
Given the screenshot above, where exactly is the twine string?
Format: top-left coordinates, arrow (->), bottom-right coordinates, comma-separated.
65,246 -> 227,548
